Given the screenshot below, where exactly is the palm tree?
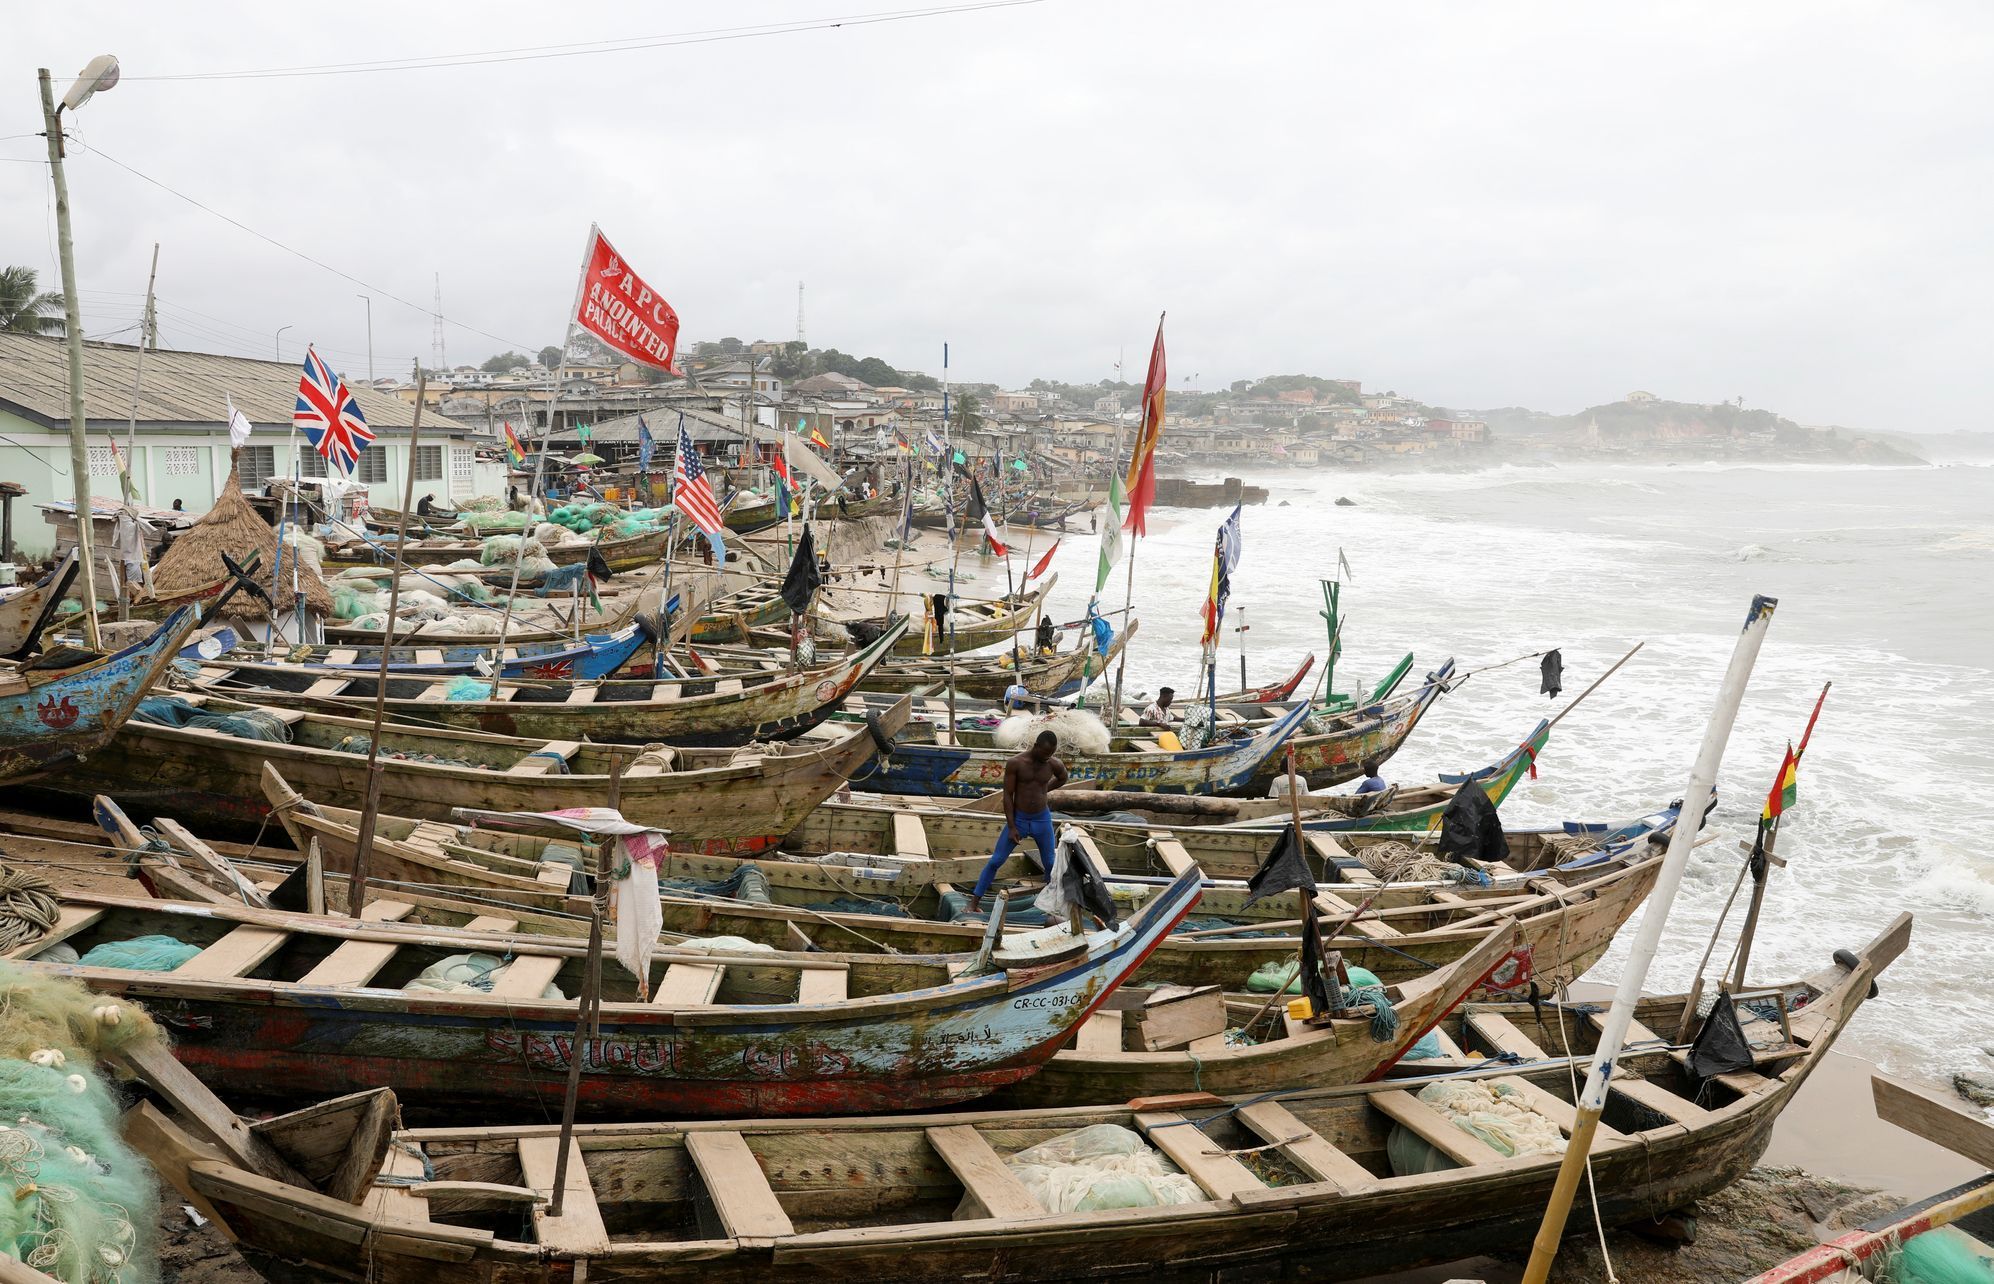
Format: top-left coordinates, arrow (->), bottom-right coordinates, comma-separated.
0,266 -> 64,336
953,390 -> 987,435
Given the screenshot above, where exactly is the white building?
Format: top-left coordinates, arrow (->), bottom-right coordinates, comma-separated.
0,333 -> 479,559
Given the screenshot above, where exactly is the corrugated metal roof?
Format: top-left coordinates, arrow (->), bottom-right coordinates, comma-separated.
550,405 -> 756,445
0,333 -> 444,434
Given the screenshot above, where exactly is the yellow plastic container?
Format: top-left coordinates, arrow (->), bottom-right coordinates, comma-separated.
1157,731 -> 1183,751
1285,997 -> 1314,1022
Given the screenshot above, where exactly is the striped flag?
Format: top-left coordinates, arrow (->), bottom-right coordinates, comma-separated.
1095,471 -> 1125,593
672,418 -> 726,563
968,477 -> 1007,556
1763,683 -> 1830,823
503,422 -> 528,469
1200,505 -> 1242,647
771,447 -> 794,520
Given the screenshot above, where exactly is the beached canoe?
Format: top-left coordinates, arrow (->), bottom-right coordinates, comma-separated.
1746,1073 -> 1994,1284
321,524 -> 669,575
185,617 -> 909,748
28,691 -> 911,848
191,613 -> 665,681
0,547 -> 80,658
122,914 -> 1907,1284
11,868 -> 1200,1118
232,767 -> 1674,993
850,620 -> 1136,701
854,698 -> 1314,798
0,604 -> 201,784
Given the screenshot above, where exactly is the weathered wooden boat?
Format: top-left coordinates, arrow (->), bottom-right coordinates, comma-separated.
852,621 -> 1136,701
243,767 -> 1676,993
0,547 -> 80,658
316,575 -> 652,648
28,691 -> 912,848
688,580 -> 805,645
1747,1074 -> 1994,1284
122,914 -> 1906,1284
0,604 -> 201,783
322,524 -> 668,575
187,617 -> 909,748
192,612 -> 665,680
12,866 -> 1201,1118
884,574 -> 1062,658
855,698 -> 1314,798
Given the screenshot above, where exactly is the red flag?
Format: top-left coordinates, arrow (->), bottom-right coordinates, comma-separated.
1123,314 -> 1166,535
1028,540 -> 1061,580
572,225 -> 683,375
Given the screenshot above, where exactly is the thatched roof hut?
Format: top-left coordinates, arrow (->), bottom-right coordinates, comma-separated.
147,464 -> 332,620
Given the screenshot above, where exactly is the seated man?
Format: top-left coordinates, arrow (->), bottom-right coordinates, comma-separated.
966,730 -> 1067,913
1139,686 -> 1176,727
1354,757 -> 1389,794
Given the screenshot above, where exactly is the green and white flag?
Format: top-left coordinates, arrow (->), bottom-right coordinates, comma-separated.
1096,471 -> 1125,592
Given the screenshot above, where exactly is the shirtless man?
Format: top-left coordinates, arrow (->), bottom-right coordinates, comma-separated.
966,730 -> 1068,913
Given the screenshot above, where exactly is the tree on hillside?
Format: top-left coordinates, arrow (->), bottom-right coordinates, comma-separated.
953,391 -> 987,435
537,344 -> 564,368
0,266 -> 63,336
481,350 -> 531,374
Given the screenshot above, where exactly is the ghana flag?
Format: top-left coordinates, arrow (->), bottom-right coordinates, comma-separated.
1763,682 -> 1831,823
503,421 -> 528,469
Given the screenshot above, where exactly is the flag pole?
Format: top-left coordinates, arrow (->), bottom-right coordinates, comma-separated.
1520,594 -> 1778,1284
1729,680 -> 1830,990
1108,311 -> 1162,723
347,374 -> 427,916
489,323 -> 574,693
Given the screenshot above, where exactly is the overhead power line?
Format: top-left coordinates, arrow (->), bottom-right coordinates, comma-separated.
120,1 -> 1046,82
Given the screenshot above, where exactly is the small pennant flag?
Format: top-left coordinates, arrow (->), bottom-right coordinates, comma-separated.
225,395 -> 253,449
1028,540 -> 1060,581
1095,471 -> 1125,593
968,477 -> 1007,556
771,447 -> 794,520
809,425 -> 830,450
926,429 -> 945,456
1763,683 -> 1830,824
636,416 -> 656,470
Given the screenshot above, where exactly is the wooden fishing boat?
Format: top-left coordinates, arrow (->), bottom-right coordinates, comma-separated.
0,604 -> 201,783
315,574 -> 652,648
855,698 -> 1314,798
193,612 -> 665,680
122,914 -> 1907,1284
239,767 -> 1676,993
0,547 -> 80,658
688,580 -> 803,645
27,691 -> 912,848
888,574 -> 1061,658
11,866 -> 1200,1118
723,494 -> 782,532
321,524 -> 668,575
853,621 -> 1136,701
187,618 -> 909,748
1747,1075 -> 1994,1284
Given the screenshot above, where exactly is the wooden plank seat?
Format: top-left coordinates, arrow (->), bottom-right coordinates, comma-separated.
174,924 -> 290,981
685,1130 -> 794,1240
363,1139 -> 433,1224
562,687 -> 600,705
1370,1090 -> 1510,1167
486,954 -> 565,1000
796,965 -> 848,1004
654,961 -> 724,1005
891,813 -> 931,862
1465,1012 -> 1551,1062
415,649 -> 445,667
926,1125 -> 1045,1220
1314,891 -> 1401,939
1148,834 -> 1197,878
298,903 -> 417,987
711,678 -> 744,695
1235,1100 -> 1375,1192
303,677 -> 351,699
507,741 -> 580,776
1609,1074 -> 1716,1127
1132,1112 -> 1265,1199
517,1135 -> 610,1254
323,649 -> 358,665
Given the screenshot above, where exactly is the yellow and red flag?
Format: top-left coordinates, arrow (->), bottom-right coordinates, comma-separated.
1762,682 -> 1830,823
809,425 -> 831,450
1122,314 -> 1167,535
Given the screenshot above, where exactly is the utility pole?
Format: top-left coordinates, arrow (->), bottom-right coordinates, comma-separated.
39,63 -> 119,650
431,274 -> 447,374
356,294 -> 374,382
123,242 -> 160,501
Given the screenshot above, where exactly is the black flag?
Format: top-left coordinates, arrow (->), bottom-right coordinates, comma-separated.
1297,897 -> 1338,1018
1437,778 -> 1509,865
1540,649 -> 1564,699
1243,828 -> 1316,908
1057,834 -> 1120,928
781,525 -> 822,616
1685,999 -> 1756,1083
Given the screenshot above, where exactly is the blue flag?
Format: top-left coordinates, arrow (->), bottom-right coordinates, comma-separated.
637,415 -> 656,470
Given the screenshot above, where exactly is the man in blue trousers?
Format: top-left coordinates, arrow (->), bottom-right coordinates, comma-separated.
965,730 -> 1068,913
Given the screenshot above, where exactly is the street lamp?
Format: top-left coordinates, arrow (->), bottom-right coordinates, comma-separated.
38,55 -> 121,651
355,295 -> 373,382
275,325 -> 292,360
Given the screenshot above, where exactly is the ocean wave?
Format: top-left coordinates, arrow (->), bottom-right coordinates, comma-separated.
1910,862 -> 1994,917
1730,543 -> 1778,562
1928,528 -> 1994,554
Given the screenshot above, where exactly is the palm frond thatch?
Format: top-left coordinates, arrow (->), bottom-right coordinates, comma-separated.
147,465 -> 332,620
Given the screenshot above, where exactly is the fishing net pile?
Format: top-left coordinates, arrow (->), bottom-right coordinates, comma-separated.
993,708 -> 1111,755
1541,831 -> 1611,863
403,953 -> 565,999
1349,839 -> 1458,882
0,962 -> 163,1283
1386,1079 -> 1563,1176
995,1123 -> 1202,1213
131,695 -> 293,743
1865,1225 -> 1994,1283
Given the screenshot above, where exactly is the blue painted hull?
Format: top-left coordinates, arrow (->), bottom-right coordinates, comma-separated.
0,606 -> 196,783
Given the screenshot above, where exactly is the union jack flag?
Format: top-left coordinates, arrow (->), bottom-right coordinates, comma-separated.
294,347 -> 372,474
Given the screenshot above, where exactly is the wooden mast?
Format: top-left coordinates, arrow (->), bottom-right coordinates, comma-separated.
1520,594 -> 1777,1283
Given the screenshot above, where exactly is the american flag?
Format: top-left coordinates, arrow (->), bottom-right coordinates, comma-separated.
673,419 -> 725,536
294,347 -> 372,474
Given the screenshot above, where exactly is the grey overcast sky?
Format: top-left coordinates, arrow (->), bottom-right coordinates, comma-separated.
4,1 -> 1989,429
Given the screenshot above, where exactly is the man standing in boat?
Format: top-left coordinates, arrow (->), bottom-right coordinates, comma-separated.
966,730 -> 1068,914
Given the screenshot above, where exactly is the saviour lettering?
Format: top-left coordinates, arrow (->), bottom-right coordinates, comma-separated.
571,225 -> 683,375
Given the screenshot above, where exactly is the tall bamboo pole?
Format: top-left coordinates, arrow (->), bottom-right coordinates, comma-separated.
345,376 -> 427,917
1520,595 -> 1777,1283
487,325 -> 574,693
549,754 -> 623,1218
39,69 -> 100,650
